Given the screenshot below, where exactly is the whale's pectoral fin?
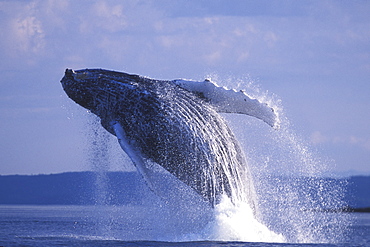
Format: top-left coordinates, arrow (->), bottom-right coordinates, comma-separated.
174,79 -> 280,129
111,121 -> 156,192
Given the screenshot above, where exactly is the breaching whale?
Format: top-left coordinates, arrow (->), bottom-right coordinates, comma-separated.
61,68 -> 279,206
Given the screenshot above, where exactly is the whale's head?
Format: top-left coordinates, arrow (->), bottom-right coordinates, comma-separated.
61,68 -> 146,114
61,69 -> 95,110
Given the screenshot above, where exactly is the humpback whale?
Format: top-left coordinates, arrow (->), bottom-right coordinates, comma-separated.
61,68 -> 279,206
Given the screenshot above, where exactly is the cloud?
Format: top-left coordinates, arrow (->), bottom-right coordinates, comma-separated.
1,0 -> 368,79
310,131 -> 370,151
79,1 -> 127,34
0,1 -> 45,61
13,15 -> 44,53
310,131 -> 328,145
0,0 -> 287,73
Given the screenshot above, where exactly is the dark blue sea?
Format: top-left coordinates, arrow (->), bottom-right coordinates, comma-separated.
0,205 -> 369,247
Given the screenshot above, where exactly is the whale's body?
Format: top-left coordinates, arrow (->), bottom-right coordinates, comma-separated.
61,68 -> 278,206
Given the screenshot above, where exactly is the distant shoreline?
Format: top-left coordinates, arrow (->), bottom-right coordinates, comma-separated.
0,204 -> 369,214
0,172 -> 369,210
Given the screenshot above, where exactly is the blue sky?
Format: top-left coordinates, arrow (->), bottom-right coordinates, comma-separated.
0,0 -> 369,176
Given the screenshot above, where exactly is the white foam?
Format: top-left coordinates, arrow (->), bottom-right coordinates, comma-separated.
177,196 -> 285,243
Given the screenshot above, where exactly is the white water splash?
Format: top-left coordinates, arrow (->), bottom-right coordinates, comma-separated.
199,196 -> 285,243
79,75 -> 350,244
198,75 -> 351,243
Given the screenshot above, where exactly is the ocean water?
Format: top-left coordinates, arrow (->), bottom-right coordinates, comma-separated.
0,205 -> 369,247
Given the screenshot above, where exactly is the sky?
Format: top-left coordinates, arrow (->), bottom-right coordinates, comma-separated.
0,0 -> 369,176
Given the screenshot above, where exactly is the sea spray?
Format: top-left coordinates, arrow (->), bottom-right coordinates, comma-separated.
256,121 -> 349,243
199,196 -> 285,243
86,114 -> 115,238
75,74 -> 350,243
221,76 -> 350,243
